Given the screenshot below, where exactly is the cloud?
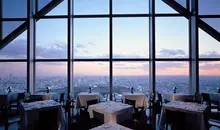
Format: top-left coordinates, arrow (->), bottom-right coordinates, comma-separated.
0,39 -> 27,58
157,49 -> 187,58
200,62 -> 220,70
199,51 -> 220,58
156,62 -> 186,69
36,41 -> 67,58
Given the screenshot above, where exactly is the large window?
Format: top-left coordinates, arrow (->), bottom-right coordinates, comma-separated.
74,18 -> 109,59
156,62 -> 189,94
199,61 -> 220,93
113,62 -> 149,95
0,62 -> 26,92
35,62 -> 67,94
73,62 -> 109,98
113,18 -> 149,58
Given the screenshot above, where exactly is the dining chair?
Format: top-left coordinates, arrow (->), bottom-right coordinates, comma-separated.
0,104 -> 20,130
208,119 -> 220,128
165,110 -> 186,130
38,108 -> 59,130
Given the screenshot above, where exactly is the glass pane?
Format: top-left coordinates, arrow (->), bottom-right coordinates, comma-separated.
46,0 -> 67,15
3,0 -> 27,18
199,0 -> 220,15
156,17 -> 189,58
38,0 -> 52,11
36,19 -> 67,59
113,0 -> 148,14
155,0 -> 178,14
74,0 -> 109,15
73,62 -> 109,99
201,18 -> 220,33
199,29 -> 220,58
175,0 -> 187,8
113,18 -> 149,58
156,62 -> 189,94
0,62 -> 26,93
0,31 -> 27,59
3,21 -> 25,39
199,61 -> 220,93
36,62 -> 67,97
74,18 -> 109,59
113,62 -> 149,95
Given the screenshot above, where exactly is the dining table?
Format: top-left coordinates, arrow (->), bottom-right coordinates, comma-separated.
88,101 -> 134,123
159,101 -> 210,130
90,122 -> 132,130
19,100 -> 65,130
122,92 -> 149,109
29,92 -> 60,101
163,93 -> 194,102
76,92 -> 100,108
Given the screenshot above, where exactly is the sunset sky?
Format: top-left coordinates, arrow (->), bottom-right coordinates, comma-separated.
1,0 -> 220,76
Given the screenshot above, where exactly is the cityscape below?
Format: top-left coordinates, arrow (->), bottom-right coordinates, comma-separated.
0,75 -> 219,99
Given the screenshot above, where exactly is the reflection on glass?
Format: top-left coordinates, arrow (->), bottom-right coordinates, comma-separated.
74,0 -> 109,15
0,62 -> 26,93
199,29 -> 220,58
38,0 -> 52,11
113,0 -> 148,14
36,19 -> 67,59
73,62 -> 109,99
0,31 -> 27,59
113,62 -> 149,96
199,61 -> 220,93
156,62 -> 189,94
201,18 -> 220,33
3,21 -> 25,39
156,17 -> 189,58
199,0 -> 220,15
46,0 -> 67,15
3,0 -> 27,18
155,0 -> 178,14
113,18 -> 149,58
35,62 -> 67,96
74,18 -> 109,59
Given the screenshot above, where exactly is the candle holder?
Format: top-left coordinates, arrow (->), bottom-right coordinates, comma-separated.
46,86 -> 50,93
7,87 -> 12,93
173,87 -> 177,93
130,87 -> 134,94
217,87 -> 220,93
89,87 -> 92,93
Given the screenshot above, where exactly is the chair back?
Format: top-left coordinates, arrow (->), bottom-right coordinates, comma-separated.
87,99 -> 98,106
165,110 -> 186,130
125,99 -> 136,108
92,110 -> 104,124
202,93 -> 211,101
157,92 -> 163,106
60,93 -> 65,104
38,108 -> 58,130
0,104 -> 8,127
202,93 -> 211,106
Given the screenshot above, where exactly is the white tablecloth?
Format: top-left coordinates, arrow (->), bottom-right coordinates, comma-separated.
88,101 -> 134,123
20,100 -> 65,130
90,123 -> 132,130
122,92 -> 149,109
31,92 -> 60,101
159,101 -> 209,130
163,93 -> 194,101
76,92 -> 100,108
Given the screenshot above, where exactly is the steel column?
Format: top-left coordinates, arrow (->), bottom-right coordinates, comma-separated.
189,0 -> 199,94
27,0 -> 36,93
